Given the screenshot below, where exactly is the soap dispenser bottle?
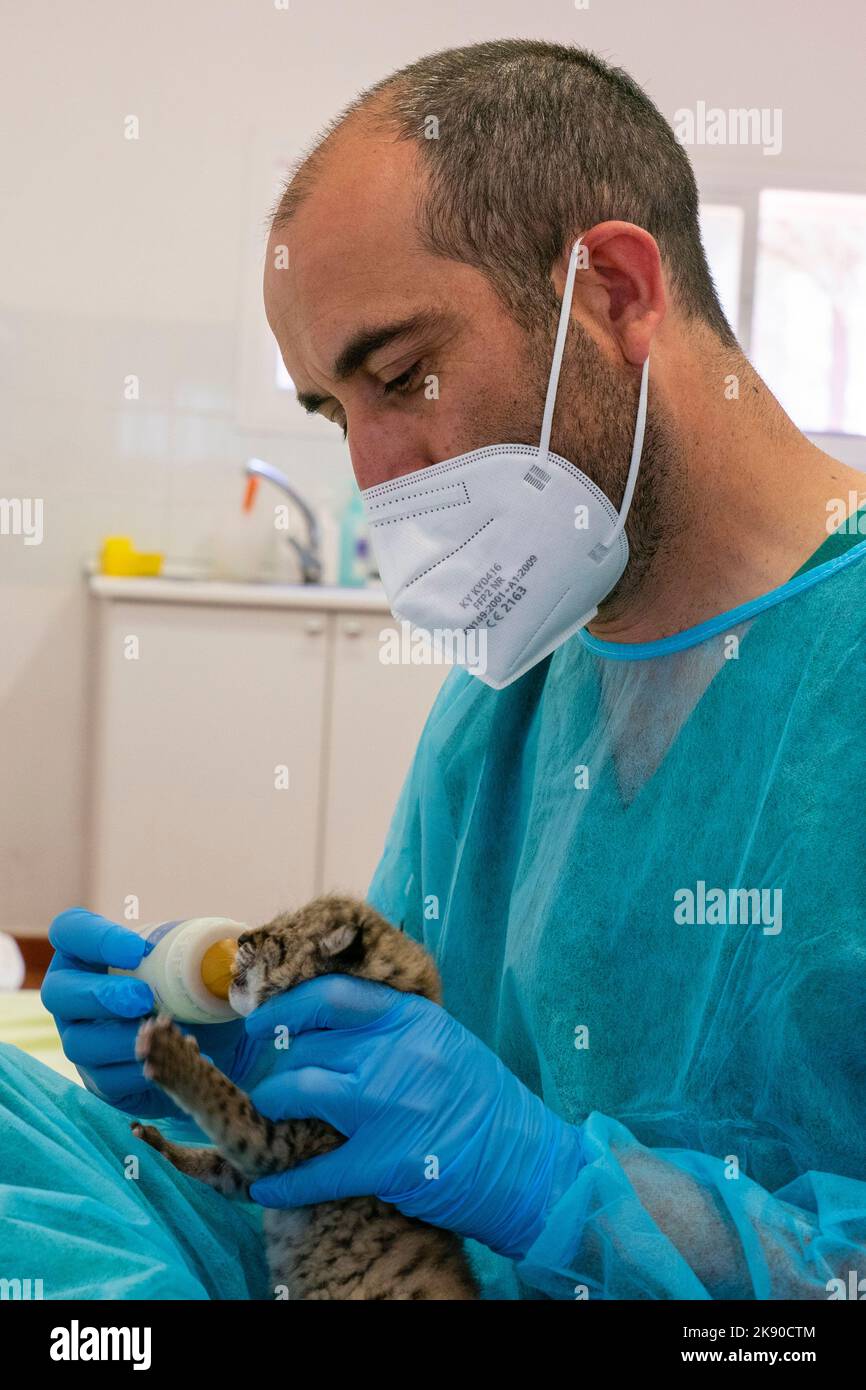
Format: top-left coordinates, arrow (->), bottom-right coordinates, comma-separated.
339,482 -> 372,587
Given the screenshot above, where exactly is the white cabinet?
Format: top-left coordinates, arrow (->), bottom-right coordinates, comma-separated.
87,586 -> 447,926
322,613 -> 448,894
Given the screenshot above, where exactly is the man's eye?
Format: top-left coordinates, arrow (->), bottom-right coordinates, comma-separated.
327,410 -> 348,440
382,361 -> 423,396
330,360 -> 424,440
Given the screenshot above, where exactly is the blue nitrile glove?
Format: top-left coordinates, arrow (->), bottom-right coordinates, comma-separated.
41,908 -> 262,1118
244,975 -> 585,1261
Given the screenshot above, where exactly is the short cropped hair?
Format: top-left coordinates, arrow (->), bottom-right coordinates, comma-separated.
271,38 -> 737,347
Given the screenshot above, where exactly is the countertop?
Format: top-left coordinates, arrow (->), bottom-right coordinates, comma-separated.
88,573 -> 393,612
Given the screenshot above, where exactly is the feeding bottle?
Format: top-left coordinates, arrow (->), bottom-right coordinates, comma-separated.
109,917 -> 246,1023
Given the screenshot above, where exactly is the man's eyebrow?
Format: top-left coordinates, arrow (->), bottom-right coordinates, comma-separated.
294,310 -> 444,414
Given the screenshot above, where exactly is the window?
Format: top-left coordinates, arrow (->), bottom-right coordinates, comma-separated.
698,203 -> 744,337
751,189 -> 866,436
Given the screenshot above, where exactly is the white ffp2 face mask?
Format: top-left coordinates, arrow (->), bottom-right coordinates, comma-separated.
360,235 -> 650,690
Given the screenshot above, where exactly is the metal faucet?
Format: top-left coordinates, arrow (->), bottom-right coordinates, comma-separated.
244,458 -> 322,584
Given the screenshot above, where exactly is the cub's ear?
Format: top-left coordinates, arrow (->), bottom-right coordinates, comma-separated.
319,921 -> 364,964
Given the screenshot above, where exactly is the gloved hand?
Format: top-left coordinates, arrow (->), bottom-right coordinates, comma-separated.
41,908 -> 262,1118
244,974 -> 585,1261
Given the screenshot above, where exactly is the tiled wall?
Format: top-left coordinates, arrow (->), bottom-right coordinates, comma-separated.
0,306 -> 349,932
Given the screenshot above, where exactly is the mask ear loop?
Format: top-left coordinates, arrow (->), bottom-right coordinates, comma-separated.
537,233 -> 651,555
538,235 -> 584,463
600,351 -> 650,551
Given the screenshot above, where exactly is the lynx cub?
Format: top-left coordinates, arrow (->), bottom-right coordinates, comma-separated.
132,895 -> 479,1300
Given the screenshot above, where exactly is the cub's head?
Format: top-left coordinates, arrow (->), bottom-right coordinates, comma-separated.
228,894 -> 440,1016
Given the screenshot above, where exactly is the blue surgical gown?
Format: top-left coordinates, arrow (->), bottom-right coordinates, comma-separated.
368,521 -> 866,1299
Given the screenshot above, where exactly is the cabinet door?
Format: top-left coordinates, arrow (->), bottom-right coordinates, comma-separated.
89,600 -> 327,925
321,614 -> 448,897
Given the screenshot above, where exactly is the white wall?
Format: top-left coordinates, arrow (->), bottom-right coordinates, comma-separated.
1,0 -> 863,932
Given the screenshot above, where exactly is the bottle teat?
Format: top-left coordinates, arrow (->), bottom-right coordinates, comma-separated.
200,938 -> 239,1000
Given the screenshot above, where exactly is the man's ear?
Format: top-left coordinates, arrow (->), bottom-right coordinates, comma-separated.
573,220 -> 665,364
319,921 -> 365,964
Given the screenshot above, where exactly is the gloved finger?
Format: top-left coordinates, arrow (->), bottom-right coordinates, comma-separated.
249,1065 -> 355,1128
57,1018 -> 145,1067
250,1148 -> 360,1208
44,949 -> 101,979
47,909 -> 150,970
76,1058 -> 157,1102
182,1019 -> 254,1077
245,973 -> 404,1041
182,1019 -> 244,1051
260,1028 -> 363,1074
42,968 -> 153,1022
72,1061 -> 186,1120
107,1085 -> 187,1121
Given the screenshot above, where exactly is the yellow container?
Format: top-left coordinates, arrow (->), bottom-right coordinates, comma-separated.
100,536 -> 164,577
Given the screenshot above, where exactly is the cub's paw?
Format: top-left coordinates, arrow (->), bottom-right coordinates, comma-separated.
130,1120 -> 170,1155
135,1012 -> 200,1088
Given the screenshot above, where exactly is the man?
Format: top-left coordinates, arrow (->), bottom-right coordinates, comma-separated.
41,39 -> 866,1299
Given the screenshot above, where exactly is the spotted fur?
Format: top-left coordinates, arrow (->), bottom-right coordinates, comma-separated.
132,895 -> 478,1300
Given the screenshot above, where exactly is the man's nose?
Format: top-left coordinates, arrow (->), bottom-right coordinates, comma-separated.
348,419 -> 435,491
